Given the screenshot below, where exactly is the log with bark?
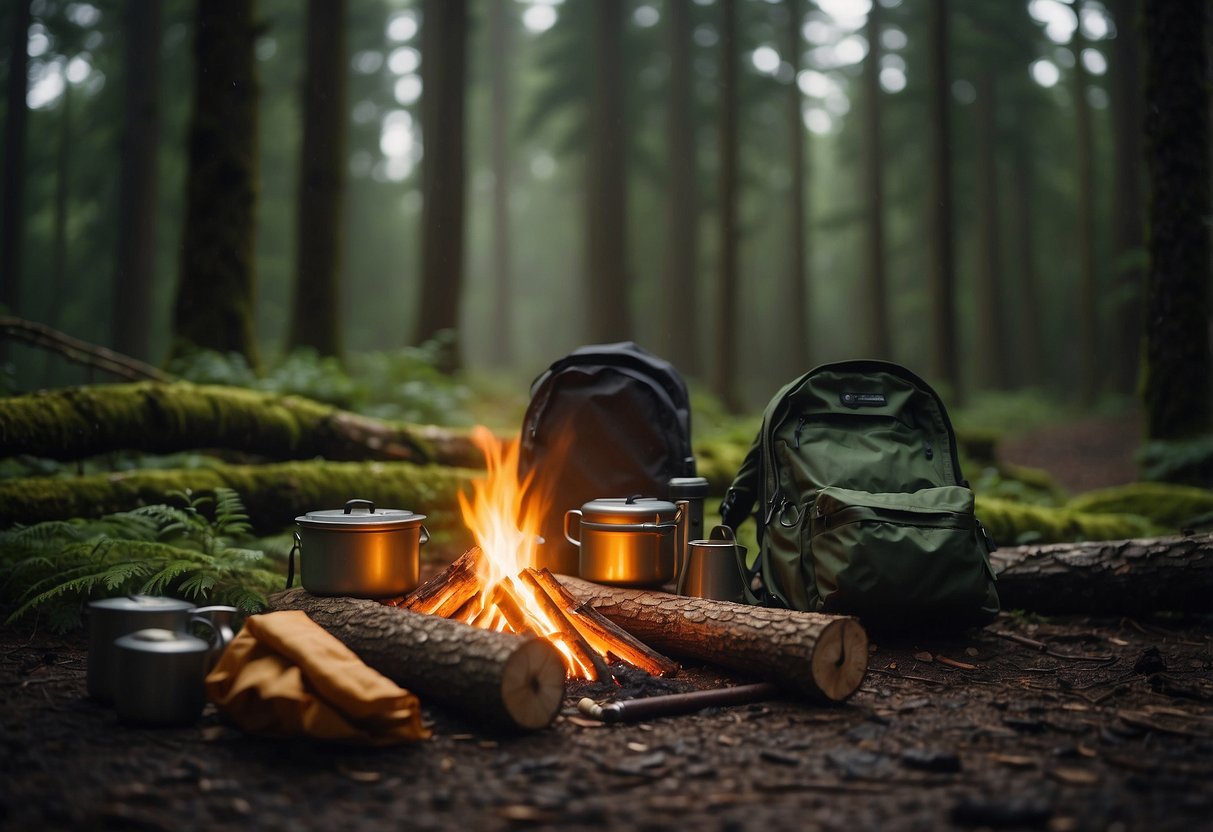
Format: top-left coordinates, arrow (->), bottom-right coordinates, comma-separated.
989,533 -> 1213,615
1,316 -> 172,383
557,576 -> 869,703
270,588 -> 566,731
0,459 -> 476,534
0,380 -> 486,466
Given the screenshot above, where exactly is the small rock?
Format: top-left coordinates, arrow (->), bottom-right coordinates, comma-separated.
914,651 -> 934,663
1133,646 -> 1166,675
759,749 -> 801,767
900,747 -> 961,773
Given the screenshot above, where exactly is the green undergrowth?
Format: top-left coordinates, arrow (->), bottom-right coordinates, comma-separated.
0,488 -> 282,632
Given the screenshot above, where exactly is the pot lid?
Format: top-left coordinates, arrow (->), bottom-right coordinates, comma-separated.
88,595 -> 194,613
668,476 -> 710,499
296,498 -> 426,530
114,627 -> 209,654
580,495 -> 678,524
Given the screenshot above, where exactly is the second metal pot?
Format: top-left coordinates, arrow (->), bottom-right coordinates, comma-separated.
565,496 -> 682,587
291,498 -> 429,598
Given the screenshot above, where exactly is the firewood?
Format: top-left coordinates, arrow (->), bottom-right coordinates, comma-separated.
515,569 -> 610,680
990,533 -> 1213,615
270,588 -> 565,731
556,576 -> 868,703
487,579 -> 537,636
526,568 -> 680,677
404,548 -> 484,616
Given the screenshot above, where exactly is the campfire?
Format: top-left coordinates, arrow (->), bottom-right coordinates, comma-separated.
390,427 -> 677,681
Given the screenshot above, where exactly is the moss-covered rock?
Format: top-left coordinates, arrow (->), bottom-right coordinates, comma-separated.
975,495 -> 1160,546
1067,482 -> 1213,530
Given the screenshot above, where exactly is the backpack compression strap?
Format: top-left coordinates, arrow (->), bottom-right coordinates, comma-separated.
720,430 -> 762,531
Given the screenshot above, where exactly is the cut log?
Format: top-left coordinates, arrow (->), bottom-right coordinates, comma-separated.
270,588 -> 565,731
400,548 -> 484,616
557,576 -> 868,703
990,533 -> 1213,615
0,380 -> 487,466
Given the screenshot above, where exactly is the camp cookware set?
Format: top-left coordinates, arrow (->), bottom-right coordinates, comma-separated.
87,596 -> 235,725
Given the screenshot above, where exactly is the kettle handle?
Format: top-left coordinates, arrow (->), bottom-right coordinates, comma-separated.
187,614 -> 229,671
563,510 -> 583,547
286,531 -> 301,589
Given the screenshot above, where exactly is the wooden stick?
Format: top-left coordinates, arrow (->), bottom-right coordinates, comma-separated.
578,682 -> 782,723
488,578 -> 537,636
557,575 -> 868,703
404,548 -> 484,616
516,569 -> 609,680
271,588 -> 565,731
526,568 -> 679,677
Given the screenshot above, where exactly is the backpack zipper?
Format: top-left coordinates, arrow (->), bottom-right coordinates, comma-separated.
793,416 -> 808,449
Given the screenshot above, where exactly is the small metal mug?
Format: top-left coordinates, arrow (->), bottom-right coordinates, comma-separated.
677,525 -> 749,604
87,595 -> 197,704
112,615 -> 230,727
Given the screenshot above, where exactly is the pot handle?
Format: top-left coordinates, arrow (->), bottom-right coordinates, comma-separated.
187,614 -> 230,672
286,531 -> 301,589
344,498 -> 375,514
419,525 -> 431,546
564,509 -> 583,547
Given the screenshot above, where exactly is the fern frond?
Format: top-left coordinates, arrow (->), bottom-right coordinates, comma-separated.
217,586 -> 267,614
178,573 -> 217,599
213,488 -> 252,539
140,560 -> 202,596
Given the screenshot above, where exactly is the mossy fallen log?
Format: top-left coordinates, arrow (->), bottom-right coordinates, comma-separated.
975,495 -> 1161,545
1066,482 -> 1213,531
0,460 -> 477,542
0,381 -> 485,466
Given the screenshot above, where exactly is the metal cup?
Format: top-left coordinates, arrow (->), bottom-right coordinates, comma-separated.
87,595 -> 196,704
112,615 -> 229,727
677,525 -> 749,603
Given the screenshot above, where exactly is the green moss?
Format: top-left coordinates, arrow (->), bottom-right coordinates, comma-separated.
975,495 -> 1160,546
1067,482 -> 1213,530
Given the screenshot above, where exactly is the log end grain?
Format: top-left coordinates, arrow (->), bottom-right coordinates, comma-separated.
500,637 -> 567,731
809,617 -> 869,702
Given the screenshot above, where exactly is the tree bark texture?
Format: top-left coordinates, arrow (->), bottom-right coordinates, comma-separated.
112,0 -> 162,362
1,0 -> 32,325
1073,6 -> 1100,406
0,459 -> 473,535
0,381 -> 484,466
171,0 -> 260,368
973,72 -> 1008,390
990,534 -> 1213,616
586,0 -> 631,344
417,0 -> 468,371
288,0 -> 348,358
557,576 -> 869,703
661,0 -> 699,376
1141,0 -> 1212,440
50,84 -> 72,336
783,0 -> 810,374
269,589 -> 566,731
926,0 -> 959,400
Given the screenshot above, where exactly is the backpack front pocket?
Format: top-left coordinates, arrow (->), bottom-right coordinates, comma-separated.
810,485 -> 999,625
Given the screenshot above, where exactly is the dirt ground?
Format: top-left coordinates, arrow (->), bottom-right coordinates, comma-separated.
4,411 -> 1211,832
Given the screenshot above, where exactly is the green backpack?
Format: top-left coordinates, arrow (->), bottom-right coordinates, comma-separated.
720,360 -> 999,627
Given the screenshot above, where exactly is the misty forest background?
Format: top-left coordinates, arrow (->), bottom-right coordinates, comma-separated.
0,0 -> 1210,623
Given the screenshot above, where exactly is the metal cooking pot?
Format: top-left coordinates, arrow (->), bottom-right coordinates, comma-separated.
113,622 -> 228,726
564,496 -> 683,587
290,498 -> 429,598
87,595 -> 197,704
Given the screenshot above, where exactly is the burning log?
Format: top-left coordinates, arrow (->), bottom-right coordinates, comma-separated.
270,588 -> 565,731
401,548 -> 485,617
556,576 -> 869,703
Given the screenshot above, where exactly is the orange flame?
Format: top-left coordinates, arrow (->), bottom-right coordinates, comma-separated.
456,427 -> 597,679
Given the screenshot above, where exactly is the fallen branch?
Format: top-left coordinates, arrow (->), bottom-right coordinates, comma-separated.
270,588 -> 565,731
557,576 -> 869,703
0,316 -> 171,383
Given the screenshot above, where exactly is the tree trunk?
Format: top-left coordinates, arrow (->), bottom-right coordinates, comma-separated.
784,0 -> 810,373
112,0 -> 161,362
50,82 -> 72,334
1010,141 -> 1042,387
269,589 -> 565,731
861,1 -> 890,360
926,0 -> 959,400
586,0 -> 631,344
990,534 -> 1213,616
0,381 -> 485,466
1073,5 -> 1100,406
1,0 -> 31,330
1141,0 -> 1211,440
556,576 -> 869,702
487,0 -> 514,367
713,0 -> 743,412
416,0 -> 468,372
170,0 -> 260,368
661,0 -> 699,376
0,459 -> 475,533
1108,0 -> 1145,396
288,0 -> 348,359
973,71 -> 1008,389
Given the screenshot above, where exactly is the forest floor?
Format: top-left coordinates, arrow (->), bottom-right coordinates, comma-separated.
4,410 -> 1212,832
